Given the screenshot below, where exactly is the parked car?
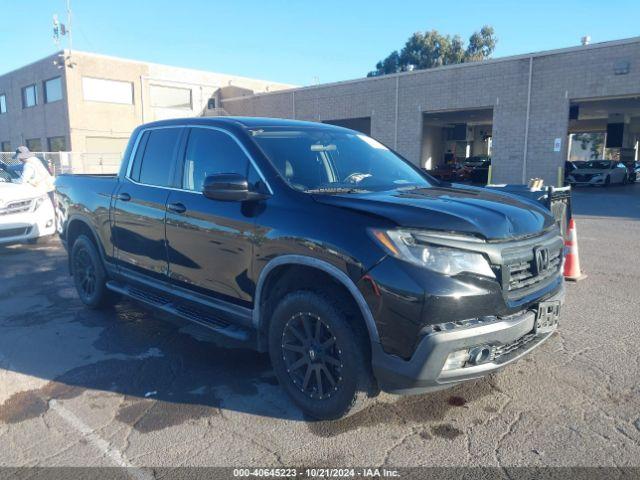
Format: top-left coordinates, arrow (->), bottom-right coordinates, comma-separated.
469,159 -> 491,184
566,160 -> 630,186
56,117 -> 564,420
426,162 -> 462,181
626,161 -> 640,183
460,156 -> 491,182
0,163 -> 56,246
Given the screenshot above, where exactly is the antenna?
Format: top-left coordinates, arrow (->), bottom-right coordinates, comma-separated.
52,0 -> 76,68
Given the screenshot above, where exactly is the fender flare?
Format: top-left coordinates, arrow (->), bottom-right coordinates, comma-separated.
253,255 -> 380,343
65,215 -> 109,270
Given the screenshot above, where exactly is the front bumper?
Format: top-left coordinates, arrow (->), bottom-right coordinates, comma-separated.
371,285 -> 564,394
568,176 -> 605,186
0,204 -> 56,246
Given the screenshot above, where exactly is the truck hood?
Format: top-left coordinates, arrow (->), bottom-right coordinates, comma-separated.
312,185 -> 556,240
0,182 -> 40,203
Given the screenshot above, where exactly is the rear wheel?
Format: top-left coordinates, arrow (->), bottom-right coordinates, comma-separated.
268,291 -> 374,420
71,235 -> 118,309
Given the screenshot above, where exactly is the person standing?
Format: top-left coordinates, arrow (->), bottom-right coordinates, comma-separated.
12,145 -> 56,206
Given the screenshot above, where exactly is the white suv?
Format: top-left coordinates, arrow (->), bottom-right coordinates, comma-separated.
0,173 -> 56,246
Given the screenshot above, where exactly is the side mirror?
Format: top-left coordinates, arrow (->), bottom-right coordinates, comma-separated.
202,173 -> 269,202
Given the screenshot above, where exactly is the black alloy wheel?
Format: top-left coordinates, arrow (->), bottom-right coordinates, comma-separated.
281,312 -> 343,400
71,235 -> 118,309
73,245 -> 97,299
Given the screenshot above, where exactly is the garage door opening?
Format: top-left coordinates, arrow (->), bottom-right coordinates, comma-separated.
568,96 -> 640,164
322,117 -> 371,135
420,108 -> 493,173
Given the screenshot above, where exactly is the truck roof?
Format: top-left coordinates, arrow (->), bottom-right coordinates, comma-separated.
138,116 -> 346,131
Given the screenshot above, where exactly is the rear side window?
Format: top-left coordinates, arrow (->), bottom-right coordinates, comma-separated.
136,128 -> 182,186
182,128 -> 249,191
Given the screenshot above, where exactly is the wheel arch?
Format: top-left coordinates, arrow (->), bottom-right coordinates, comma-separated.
253,255 -> 379,350
65,216 -> 107,274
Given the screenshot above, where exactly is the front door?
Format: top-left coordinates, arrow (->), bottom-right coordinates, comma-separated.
112,127 -> 183,281
165,127 -> 258,305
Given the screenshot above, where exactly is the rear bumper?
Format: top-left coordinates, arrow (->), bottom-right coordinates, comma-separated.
371,285 -> 564,394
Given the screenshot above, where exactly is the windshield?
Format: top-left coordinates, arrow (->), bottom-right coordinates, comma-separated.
583,161 -> 612,169
0,162 -> 19,182
248,127 -> 432,193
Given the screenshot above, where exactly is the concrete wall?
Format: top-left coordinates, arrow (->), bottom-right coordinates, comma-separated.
0,53 -> 70,153
222,38 -> 640,185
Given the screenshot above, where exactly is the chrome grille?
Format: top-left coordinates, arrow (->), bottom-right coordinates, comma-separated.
0,199 -> 32,216
501,238 -> 563,297
506,249 -> 562,291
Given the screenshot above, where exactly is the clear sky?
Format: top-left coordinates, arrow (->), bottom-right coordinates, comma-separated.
1,0 -> 638,86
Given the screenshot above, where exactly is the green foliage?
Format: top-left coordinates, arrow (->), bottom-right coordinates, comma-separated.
367,26 -> 497,77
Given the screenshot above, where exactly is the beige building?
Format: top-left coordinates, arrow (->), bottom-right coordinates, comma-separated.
0,50 -> 294,171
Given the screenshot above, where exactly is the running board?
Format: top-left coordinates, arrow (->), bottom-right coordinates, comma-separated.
106,281 -> 252,342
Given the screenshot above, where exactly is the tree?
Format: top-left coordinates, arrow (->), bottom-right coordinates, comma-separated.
367,26 -> 497,77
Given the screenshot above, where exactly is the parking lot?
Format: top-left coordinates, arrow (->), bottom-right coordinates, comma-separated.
1,185 -> 639,472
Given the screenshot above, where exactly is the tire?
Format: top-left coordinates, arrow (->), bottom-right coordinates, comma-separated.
604,175 -> 611,187
268,291 -> 374,420
71,235 -> 118,309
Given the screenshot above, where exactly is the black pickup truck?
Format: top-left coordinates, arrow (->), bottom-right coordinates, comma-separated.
56,117 -> 564,420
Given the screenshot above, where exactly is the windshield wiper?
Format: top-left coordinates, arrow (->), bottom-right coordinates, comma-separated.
304,187 -> 368,194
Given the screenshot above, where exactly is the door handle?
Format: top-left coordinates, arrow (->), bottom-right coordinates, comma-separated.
167,202 -> 187,214
116,192 -> 131,201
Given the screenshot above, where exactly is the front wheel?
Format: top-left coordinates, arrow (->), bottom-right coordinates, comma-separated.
71,235 -> 118,309
268,291 -> 374,420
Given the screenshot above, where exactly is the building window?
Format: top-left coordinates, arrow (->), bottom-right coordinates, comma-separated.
82,77 -> 133,104
48,136 -> 67,152
1,141 -> 11,152
22,84 -> 38,108
207,98 -> 216,110
44,77 -> 63,103
150,85 -> 192,110
0,94 -> 6,114
25,138 -> 43,152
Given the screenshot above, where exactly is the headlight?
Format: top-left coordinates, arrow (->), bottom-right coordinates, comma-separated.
33,195 -> 48,211
370,229 -> 495,278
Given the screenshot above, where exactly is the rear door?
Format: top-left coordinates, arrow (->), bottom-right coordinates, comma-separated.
112,126 -> 184,281
164,126 -> 258,305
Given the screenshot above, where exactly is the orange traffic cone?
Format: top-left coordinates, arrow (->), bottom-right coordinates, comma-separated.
564,219 -> 586,281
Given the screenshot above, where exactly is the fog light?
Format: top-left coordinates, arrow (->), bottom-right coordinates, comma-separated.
442,349 -> 469,371
46,219 -> 53,228
468,345 -> 493,365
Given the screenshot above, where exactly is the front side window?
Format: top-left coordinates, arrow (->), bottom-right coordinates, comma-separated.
136,128 -> 182,187
25,138 -> 42,152
22,84 -> 38,108
44,77 -> 63,103
249,127 -> 431,193
0,94 -> 6,113
48,136 -> 67,152
182,128 -> 249,191
150,85 -> 192,110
